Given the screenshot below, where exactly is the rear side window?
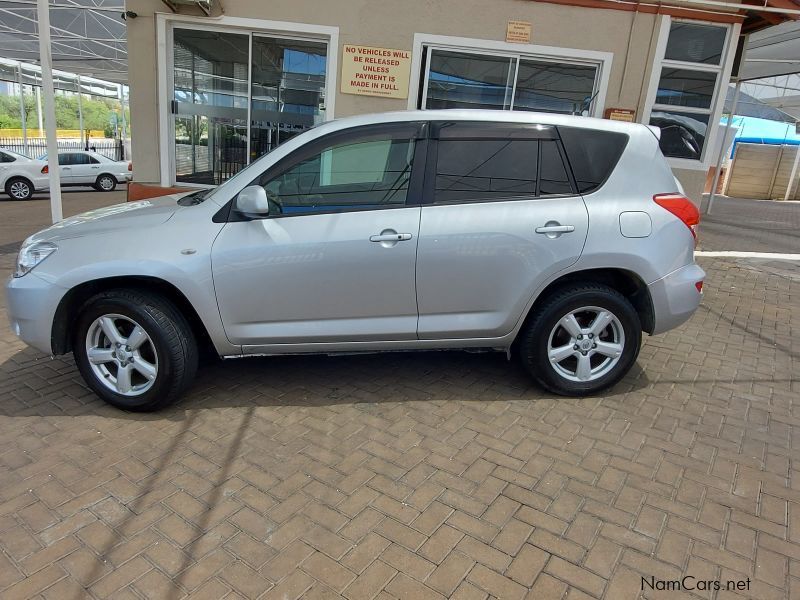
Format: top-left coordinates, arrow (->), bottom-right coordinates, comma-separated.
0,152 -> 16,163
432,122 -> 575,203
434,138 -> 539,203
539,141 -> 572,196
558,127 -> 628,194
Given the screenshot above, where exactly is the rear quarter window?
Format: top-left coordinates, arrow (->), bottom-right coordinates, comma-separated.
558,127 -> 628,194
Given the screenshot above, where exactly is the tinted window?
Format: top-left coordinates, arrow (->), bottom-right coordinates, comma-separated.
664,23 -> 726,65
649,111 -> 708,161
558,127 -> 628,194
434,138 -> 538,203
88,156 -> 100,164
656,68 -> 716,110
539,141 -> 572,195
59,153 -> 90,165
0,152 -> 16,163
258,127 -> 417,214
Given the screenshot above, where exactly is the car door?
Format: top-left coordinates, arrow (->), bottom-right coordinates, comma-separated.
211,122 -> 425,349
69,153 -> 98,184
56,153 -> 77,183
0,151 -> 13,185
415,121 -> 589,339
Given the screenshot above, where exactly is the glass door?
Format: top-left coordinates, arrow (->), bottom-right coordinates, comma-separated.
249,36 -> 327,162
172,28 -> 249,185
171,26 -> 329,185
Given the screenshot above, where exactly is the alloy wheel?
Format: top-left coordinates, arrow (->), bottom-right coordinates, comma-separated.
9,181 -> 30,199
84,313 -> 158,396
547,306 -> 625,383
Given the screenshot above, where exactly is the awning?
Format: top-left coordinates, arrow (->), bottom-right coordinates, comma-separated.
739,21 -> 800,81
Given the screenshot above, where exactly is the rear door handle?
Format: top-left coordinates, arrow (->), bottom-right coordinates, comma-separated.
370,233 -> 412,242
535,225 -> 575,234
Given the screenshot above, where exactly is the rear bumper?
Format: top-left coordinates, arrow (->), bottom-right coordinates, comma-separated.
5,273 -> 64,355
648,262 -> 705,335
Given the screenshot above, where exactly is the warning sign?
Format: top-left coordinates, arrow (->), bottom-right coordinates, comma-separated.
506,20 -> 532,44
341,45 -> 412,99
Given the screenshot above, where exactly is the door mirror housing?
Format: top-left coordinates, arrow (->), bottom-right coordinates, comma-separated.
235,186 -> 270,218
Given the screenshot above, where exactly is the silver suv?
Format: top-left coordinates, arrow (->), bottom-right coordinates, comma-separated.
6,110 -> 704,411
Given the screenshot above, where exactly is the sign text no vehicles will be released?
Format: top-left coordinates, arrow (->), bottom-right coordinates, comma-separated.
341,45 -> 412,99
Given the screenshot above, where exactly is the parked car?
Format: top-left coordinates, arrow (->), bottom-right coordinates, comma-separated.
7,110 -> 704,411
0,148 -> 49,201
39,151 -> 132,192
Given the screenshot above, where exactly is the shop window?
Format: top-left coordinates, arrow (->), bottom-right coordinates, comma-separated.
648,21 -> 729,161
421,48 -> 599,116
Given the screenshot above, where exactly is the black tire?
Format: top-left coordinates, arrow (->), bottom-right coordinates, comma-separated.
518,283 -> 641,396
73,289 -> 198,411
5,177 -> 34,201
95,174 -> 117,192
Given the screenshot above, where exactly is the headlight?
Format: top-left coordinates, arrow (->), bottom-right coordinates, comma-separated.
14,241 -> 57,278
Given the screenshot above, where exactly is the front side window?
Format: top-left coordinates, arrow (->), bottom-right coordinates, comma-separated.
422,47 -> 600,116
256,126 -> 417,214
649,21 -> 729,161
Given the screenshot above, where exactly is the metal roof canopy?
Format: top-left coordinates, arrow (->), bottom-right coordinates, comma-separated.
0,0 -> 126,83
707,22 -> 800,214
739,21 -> 800,82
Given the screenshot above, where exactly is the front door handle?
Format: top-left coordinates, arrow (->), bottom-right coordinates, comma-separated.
370,232 -> 412,242
535,224 -> 575,234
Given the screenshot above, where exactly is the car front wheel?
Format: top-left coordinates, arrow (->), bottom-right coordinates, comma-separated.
518,283 -> 642,396
73,289 -> 198,411
5,177 -> 34,200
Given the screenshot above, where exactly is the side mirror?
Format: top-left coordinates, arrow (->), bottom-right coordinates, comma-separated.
235,185 -> 270,218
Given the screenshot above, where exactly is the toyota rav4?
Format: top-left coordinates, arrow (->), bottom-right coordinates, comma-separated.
6,110 -> 704,411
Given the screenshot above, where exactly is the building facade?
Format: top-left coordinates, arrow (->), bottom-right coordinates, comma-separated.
125,0 -> 767,201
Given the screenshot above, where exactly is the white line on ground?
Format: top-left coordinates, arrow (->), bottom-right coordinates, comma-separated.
696,251 -> 800,260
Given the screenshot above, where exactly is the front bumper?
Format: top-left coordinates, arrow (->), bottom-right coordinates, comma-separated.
5,273 -> 65,355
648,262 -> 705,335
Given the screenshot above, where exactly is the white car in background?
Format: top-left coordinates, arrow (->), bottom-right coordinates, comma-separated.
39,150 -> 132,192
0,148 -> 49,201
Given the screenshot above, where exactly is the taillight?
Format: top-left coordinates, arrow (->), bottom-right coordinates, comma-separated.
653,193 -> 700,241
41,165 -> 48,174
128,162 -> 132,171
695,281 -> 703,293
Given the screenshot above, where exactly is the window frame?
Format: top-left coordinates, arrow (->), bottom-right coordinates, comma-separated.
225,122 -> 428,221
642,16 -> 740,170
408,34 -> 612,118
421,121 -> 578,206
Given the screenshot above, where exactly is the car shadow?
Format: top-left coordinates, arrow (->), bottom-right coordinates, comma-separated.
0,347 -> 653,418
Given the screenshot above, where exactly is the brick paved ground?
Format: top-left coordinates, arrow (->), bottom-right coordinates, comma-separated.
0,192 -> 798,599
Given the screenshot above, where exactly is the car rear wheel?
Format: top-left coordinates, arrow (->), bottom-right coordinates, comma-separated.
5,177 -> 34,200
95,174 -> 117,192
518,283 -> 641,396
73,289 -> 198,411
